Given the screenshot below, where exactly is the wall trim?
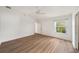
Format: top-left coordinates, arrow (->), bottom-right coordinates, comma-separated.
35,33 -> 72,42
0,33 -> 35,43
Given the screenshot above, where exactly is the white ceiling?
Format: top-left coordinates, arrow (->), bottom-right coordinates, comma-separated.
0,6 -> 79,21
11,6 -> 79,17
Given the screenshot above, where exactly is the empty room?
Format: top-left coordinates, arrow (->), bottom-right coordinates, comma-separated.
0,6 -> 79,53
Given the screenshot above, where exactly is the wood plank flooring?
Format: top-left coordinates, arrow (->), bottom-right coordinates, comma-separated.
0,34 -> 75,53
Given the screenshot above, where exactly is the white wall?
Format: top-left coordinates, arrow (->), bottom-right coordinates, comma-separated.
35,22 -> 41,33
0,7 -> 35,43
39,14 -> 72,41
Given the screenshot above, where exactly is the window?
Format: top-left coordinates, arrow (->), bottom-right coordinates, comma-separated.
55,22 -> 66,33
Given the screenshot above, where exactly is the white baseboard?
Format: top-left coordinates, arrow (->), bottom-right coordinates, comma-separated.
0,33 -> 35,44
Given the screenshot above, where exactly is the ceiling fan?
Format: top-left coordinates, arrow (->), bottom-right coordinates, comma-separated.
35,7 -> 46,14
5,6 -> 11,9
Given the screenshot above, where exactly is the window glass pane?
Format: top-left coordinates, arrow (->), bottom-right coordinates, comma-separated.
56,22 -> 66,33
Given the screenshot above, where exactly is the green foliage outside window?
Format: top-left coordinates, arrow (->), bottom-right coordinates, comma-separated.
56,22 -> 66,33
